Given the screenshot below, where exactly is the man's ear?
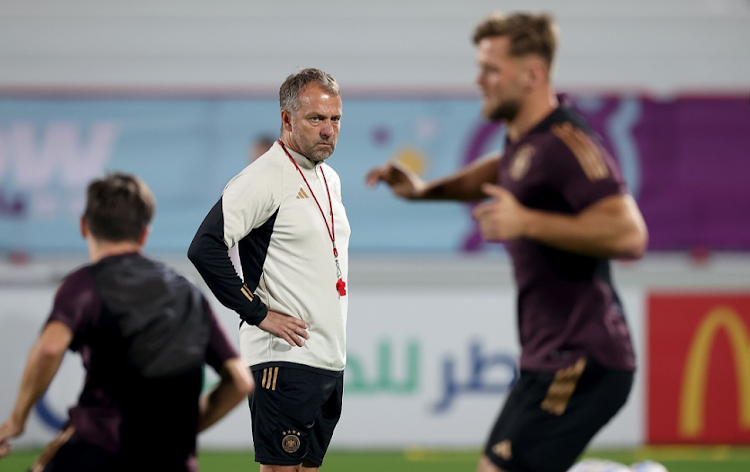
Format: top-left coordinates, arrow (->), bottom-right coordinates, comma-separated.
138,226 -> 150,247
525,57 -> 547,89
80,216 -> 88,239
281,110 -> 293,132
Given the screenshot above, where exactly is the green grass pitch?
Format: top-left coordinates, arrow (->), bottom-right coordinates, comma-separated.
3,446 -> 750,471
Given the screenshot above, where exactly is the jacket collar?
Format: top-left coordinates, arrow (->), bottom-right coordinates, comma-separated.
275,140 -> 318,170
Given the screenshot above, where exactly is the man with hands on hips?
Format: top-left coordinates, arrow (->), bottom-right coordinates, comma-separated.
189,68 -> 349,472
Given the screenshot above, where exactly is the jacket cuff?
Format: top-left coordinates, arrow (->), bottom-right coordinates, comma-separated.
238,298 -> 268,326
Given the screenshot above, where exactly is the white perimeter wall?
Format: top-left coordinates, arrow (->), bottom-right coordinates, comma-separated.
0,0 -> 749,94
2,253 -> 750,450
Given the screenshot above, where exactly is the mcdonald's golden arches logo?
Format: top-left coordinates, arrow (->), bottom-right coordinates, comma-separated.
679,306 -> 750,438
647,294 -> 750,444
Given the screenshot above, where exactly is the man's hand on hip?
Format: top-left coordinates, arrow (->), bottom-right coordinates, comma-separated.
258,311 -> 310,347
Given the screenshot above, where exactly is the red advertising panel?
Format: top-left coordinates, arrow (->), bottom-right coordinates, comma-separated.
648,293 -> 750,444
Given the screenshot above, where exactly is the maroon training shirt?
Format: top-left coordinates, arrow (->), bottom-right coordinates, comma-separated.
47,252 -> 237,470
499,105 -> 636,372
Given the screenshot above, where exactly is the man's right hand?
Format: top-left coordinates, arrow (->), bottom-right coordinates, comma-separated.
258,311 -> 310,347
0,419 -> 23,459
365,161 -> 425,200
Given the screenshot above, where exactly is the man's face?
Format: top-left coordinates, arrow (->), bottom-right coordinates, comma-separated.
286,83 -> 342,162
475,36 -> 526,123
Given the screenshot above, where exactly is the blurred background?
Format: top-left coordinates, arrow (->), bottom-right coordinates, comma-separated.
1,0 -> 749,465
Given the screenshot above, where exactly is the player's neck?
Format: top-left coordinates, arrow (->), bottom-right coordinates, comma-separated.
278,136 -> 317,166
506,89 -> 558,143
87,240 -> 142,263
278,133 -> 301,156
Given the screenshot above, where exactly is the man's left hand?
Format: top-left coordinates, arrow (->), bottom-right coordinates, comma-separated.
472,184 -> 528,241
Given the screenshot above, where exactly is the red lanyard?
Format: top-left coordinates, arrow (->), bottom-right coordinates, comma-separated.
278,139 -> 346,296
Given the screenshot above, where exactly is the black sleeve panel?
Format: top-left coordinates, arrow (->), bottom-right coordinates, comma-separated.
188,198 -> 268,325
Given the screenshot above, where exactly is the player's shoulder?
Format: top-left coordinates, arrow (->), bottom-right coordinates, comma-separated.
49,264 -> 100,324
63,263 -> 94,283
222,146 -> 286,198
253,143 -> 287,170
110,253 -> 192,290
237,150 -> 285,180
56,264 -> 96,297
144,256 -> 212,307
532,106 -> 592,145
148,256 -> 198,289
534,108 -> 611,181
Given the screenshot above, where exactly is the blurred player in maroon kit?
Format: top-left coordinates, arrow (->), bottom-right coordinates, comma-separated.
0,173 -> 253,472
366,11 -> 648,472
250,134 -> 276,163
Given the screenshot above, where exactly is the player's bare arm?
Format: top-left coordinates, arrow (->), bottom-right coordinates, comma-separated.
366,154 -> 501,201
0,321 -> 72,458
258,310 -> 310,347
474,184 -> 647,259
197,358 -> 254,433
364,160 -> 426,199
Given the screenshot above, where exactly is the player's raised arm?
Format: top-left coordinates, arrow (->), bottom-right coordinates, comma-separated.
365,153 -> 501,202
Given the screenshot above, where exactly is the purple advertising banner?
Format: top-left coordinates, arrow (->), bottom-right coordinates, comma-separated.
461,95 -> 750,252
586,96 -> 750,251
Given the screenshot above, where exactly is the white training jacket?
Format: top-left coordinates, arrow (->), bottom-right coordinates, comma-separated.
188,141 -> 350,373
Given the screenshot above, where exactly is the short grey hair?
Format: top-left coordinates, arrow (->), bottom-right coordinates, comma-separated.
279,68 -> 340,113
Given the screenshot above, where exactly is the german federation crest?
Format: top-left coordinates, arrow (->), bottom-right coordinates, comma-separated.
510,144 -> 535,180
282,430 -> 301,453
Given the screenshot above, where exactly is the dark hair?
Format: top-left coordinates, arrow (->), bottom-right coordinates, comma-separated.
473,11 -> 558,69
83,172 -> 155,243
279,68 -> 340,113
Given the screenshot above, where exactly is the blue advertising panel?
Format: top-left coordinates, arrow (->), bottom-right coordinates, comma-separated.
0,97 -> 504,255
5,94 -> 747,255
